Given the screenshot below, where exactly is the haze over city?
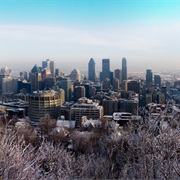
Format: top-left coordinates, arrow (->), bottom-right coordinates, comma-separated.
0,0 -> 180,72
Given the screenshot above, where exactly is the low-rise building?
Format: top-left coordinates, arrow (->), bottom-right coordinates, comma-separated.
70,97 -> 104,127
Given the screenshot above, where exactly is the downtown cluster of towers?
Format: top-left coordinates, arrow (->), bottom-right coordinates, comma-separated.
88,58 -> 127,84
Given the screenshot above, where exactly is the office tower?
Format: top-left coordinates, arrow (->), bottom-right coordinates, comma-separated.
74,86 -> 85,102
114,69 -> 122,84
42,59 -> 50,69
1,77 -> 18,94
127,80 -> 140,94
146,69 -> 153,85
73,81 -> 81,89
42,68 -> 51,80
56,77 -> 72,102
157,93 -> 165,104
30,64 -> 42,93
110,71 -> 114,85
113,78 -> 119,90
43,77 -> 55,90
50,60 -> 55,76
0,66 -> 10,93
20,71 -> 28,81
122,57 -> 127,81
0,66 -> 10,78
55,68 -> 61,77
166,82 -> 171,93
18,81 -> 31,94
102,78 -> 111,90
88,58 -> 96,82
161,86 -> 167,100
83,83 -> 96,98
102,99 -> 118,115
121,80 -> 128,91
146,93 -> 152,105
100,59 -> 110,81
42,59 -> 55,76
118,99 -> 139,115
28,90 -> 62,121
70,97 -> 104,127
83,84 -> 90,98
70,69 -> 82,82
154,75 -> 161,87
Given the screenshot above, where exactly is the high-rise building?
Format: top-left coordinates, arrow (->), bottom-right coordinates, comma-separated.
70,69 -> 82,82
154,75 -> 161,87
0,66 -> 10,78
30,64 -> 42,93
20,71 -> 28,81
113,78 -> 119,90
127,80 -> 140,94
74,86 -> 85,102
50,60 -> 55,76
146,69 -> 153,85
100,59 -> 110,81
42,59 -> 55,76
88,58 -> 96,82
1,77 -> 18,94
0,66 -> 10,93
146,93 -> 152,105
114,69 -> 122,85
118,99 -> 139,115
122,58 -> 127,81
42,59 -> 50,69
102,78 -> 111,90
55,68 -> 61,77
166,82 -> 171,93
28,90 -> 62,121
102,99 -> 118,115
56,77 -> 72,102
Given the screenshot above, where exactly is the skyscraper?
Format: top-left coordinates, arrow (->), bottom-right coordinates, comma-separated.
50,60 -> 55,76
100,59 -> 110,81
154,75 -> 161,87
74,86 -> 86,102
114,69 -> 122,84
56,77 -> 72,102
30,64 -> 42,93
122,57 -> 127,81
42,59 -> 50,69
88,58 -> 96,82
146,69 -> 153,85
42,59 -> 55,76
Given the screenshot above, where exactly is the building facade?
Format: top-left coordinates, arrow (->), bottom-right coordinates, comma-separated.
74,86 -> 86,102
28,90 -> 62,121
88,58 -> 96,82
122,58 -> 127,81
100,59 -> 110,81
154,75 -> 161,87
146,69 -> 153,86
114,69 -> 122,85
70,97 -> 104,127
30,64 -> 42,93
56,77 -> 72,102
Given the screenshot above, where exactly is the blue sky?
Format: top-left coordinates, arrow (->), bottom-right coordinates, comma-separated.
0,0 -> 180,72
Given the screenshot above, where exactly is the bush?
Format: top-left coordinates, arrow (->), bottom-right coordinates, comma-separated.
0,114 -> 179,179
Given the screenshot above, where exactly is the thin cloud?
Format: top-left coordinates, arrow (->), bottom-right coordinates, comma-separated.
0,24 -> 108,45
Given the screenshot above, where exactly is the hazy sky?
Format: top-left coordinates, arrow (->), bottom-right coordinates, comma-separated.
0,0 -> 180,73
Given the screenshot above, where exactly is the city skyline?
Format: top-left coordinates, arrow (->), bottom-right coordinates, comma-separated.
0,0 -> 180,72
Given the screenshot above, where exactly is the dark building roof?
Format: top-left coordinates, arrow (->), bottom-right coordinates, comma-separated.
31,64 -> 41,73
